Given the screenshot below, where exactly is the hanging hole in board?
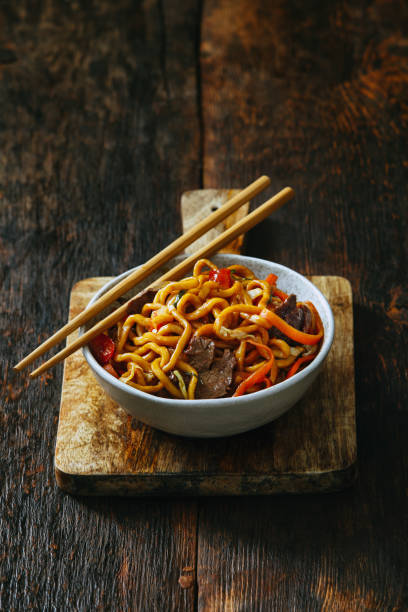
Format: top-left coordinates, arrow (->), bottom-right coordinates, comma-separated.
211,206 -> 219,212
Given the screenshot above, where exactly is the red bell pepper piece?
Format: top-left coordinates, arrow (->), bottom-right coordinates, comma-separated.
209,268 -> 232,289
103,363 -> 119,378
89,333 -> 115,365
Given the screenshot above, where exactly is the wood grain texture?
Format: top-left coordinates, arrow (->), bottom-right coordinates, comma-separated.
198,1 -> 408,610
1,0 -> 407,609
181,189 -> 249,254
55,273 -> 355,495
0,1 -> 201,610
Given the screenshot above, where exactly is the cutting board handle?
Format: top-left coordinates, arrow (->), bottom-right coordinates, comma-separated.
181,189 -> 249,255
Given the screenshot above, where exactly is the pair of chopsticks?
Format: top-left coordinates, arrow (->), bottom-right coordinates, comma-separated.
15,176 -> 294,379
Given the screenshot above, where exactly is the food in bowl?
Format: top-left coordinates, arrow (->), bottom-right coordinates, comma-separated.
83,255 -> 334,437
88,258 -> 324,400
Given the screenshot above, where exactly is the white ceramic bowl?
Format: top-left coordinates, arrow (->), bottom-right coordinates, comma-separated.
82,254 -> 334,438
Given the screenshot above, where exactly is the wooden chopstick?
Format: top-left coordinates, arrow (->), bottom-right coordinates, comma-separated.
28,186 -> 294,379
14,175 -> 271,373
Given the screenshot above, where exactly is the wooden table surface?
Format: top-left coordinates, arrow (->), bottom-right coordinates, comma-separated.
1,1 -> 407,610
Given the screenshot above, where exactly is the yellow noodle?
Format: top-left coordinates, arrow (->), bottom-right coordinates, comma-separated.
185,297 -> 229,321
176,359 -> 199,399
150,358 -> 182,398
117,313 -> 152,351
134,342 -> 170,368
210,281 -> 242,298
235,340 -> 247,370
114,352 -> 151,370
105,258 -> 322,399
269,338 -> 291,359
227,264 -> 255,279
155,323 -> 184,335
173,370 -> 188,399
246,279 -> 271,308
162,308 -> 192,372
269,357 -> 279,384
197,280 -> 216,300
129,331 -> 176,347
125,381 -> 164,394
141,302 -> 162,316
194,323 -> 215,337
176,292 -> 202,315
245,360 -> 269,373
120,362 -> 146,386
193,258 -> 218,275
275,355 -> 298,368
155,277 -> 199,304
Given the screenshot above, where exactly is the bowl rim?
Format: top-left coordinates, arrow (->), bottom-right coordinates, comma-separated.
82,255 -> 334,406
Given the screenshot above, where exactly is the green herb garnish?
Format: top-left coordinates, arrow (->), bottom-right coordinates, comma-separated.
174,290 -> 186,307
230,269 -> 251,282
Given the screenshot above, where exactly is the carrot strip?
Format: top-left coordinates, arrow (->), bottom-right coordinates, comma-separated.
265,273 -> 278,285
233,341 -> 275,397
255,308 -> 323,345
273,288 -> 289,301
306,301 -> 324,336
264,274 -> 288,301
285,354 -> 316,379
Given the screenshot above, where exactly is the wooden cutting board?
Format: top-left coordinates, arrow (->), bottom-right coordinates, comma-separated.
55,190 -> 357,496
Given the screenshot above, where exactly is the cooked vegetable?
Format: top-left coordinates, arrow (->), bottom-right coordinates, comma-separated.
94,259 -> 324,399
90,333 -> 115,365
208,267 -> 232,289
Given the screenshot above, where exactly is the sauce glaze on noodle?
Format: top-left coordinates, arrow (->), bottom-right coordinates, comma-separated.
90,259 -> 324,399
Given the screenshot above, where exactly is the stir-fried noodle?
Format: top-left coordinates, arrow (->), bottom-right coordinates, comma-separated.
89,260 -> 324,399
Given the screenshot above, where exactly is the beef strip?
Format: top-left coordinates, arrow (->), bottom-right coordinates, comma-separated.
169,370 -> 190,388
300,304 -> 314,334
126,287 -> 158,314
184,336 -> 236,399
271,293 -> 311,345
195,349 -> 236,399
274,294 -> 304,329
184,336 -> 215,371
107,326 -> 118,342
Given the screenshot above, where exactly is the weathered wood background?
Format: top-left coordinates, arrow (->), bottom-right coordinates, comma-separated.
1,1 -> 407,610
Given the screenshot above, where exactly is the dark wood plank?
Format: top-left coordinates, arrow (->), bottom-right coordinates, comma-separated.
198,0 -> 408,609
1,0 -> 407,609
0,1 -> 201,609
